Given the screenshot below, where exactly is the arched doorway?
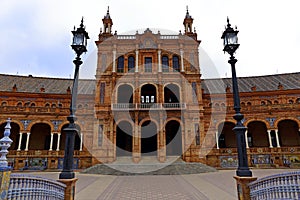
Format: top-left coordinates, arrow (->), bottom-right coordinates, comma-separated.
247,121 -> 268,147
141,120 -> 157,155
278,120 -> 300,146
218,122 -> 236,148
117,84 -> 133,103
60,124 -> 81,151
141,84 -> 156,104
30,123 -> 51,150
164,84 -> 180,103
165,120 -> 182,156
0,122 -> 20,150
116,121 -> 133,156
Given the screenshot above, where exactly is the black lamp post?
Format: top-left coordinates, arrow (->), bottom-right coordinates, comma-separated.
221,18 -> 252,177
59,18 -> 89,179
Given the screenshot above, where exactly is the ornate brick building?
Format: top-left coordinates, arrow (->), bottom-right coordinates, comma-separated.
0,8 -> 299,170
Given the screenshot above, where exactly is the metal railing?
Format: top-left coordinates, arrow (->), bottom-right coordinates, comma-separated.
112,103 -> 186,110
7,174 -> 66,200
249,171 -> 300,200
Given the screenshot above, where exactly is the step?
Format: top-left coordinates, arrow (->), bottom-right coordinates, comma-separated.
82,157 -> 217,175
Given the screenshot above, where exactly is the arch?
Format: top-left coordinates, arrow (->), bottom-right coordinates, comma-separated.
141,84 -> 157,103
27,121 -> 53,132
116,120 -> 133,156
296,98 -> 300,104
165,120 -> 182,156
117,84 -> 134,103
45,103 -> 50,108
274,117 -> 300,128
141,120 -> 157,155
247,121 -> 268,147
218,121 -> 236,148
1,101 -> 7,106
277,119 -> 300,147
29,123 -> 52,150
0,121 -> 20,150
164,83 -> 180,103
17,102 -> 22,107
244,119 -> 270,129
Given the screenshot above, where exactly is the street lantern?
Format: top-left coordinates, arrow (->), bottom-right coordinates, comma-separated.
221,17 -> 240,56
71,18 -> 89,56
221,18 -> 252,177
59,18 -> 89,180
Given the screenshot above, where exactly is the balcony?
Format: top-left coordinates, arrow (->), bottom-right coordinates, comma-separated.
112,103 -> 186,111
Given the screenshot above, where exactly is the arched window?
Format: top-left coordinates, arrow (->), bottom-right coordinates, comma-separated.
288,100 -> 293,104
51,104 -> 56,108
261,101 -> 266,105
172,56 -> 180,72
1,102 -> 7,106
162,56 -> 169,72
17,102 -> 22,107
117,56 -> 124,73
30,103 -> 36,107
128,56 -> 135,72
45,103 -> 50,108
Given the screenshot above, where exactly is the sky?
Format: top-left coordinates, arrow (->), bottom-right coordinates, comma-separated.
0,0 -> 299,79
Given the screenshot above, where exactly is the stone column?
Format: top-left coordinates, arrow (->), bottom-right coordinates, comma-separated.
79,133 -> 83,151
180,49 -> 184,72
135,50 -> 139,72
158,50 -> 162,72
275,129 -> 280,147
17,132 -> 23,151
25,132 -> 31,151
245,130 -> 249,149
56,133 -> 61,151
112,50 -> 116,72
267,130 -> 273,148
49,133 -> 54,151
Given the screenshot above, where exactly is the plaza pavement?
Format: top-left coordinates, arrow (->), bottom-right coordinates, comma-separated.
27,168 -> 297,200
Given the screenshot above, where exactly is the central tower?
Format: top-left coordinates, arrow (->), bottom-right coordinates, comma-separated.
93,7 -> 204,164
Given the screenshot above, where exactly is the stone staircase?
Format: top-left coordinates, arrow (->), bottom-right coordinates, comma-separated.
81,156 -> 217,175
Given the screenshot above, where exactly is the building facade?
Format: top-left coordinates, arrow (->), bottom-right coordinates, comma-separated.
0,8 -> 299,170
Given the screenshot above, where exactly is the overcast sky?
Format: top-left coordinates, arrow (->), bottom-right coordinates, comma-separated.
0,0 -> 299,79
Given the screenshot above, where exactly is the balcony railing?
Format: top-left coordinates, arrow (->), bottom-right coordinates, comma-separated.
112,103 -> 186,110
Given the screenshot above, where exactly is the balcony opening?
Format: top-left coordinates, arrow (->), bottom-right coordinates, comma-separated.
218,122 -> 236,148
117,84 -> 133,103
141,120 -> 157,155
141,84 -> 156,104
165,120 -> 182,156
247,121 -> 268,147
164,84 -> 180,103
278,119 -> 300,147
116,121 -> 133,156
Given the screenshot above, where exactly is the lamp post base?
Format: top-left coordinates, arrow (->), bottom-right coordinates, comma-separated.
236,168 -> 252,177
59,171 -> 75,179
234,176 -> 257,200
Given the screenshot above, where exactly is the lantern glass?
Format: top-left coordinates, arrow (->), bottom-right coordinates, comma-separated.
225,32 -> 238,46
73,33 -> 84,46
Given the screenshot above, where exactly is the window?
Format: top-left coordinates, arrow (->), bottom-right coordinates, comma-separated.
100,82 -> 105,104
162,56 -> 169,72
190,53 -> 196,71
144,57 -> 152,72
101,54 -> 107,72
128,56 -> 135,72
117,56 -> 124,73
172,56 -> 180,72
192,82 -> 197,103
195,124 -> 200,145
98,125 -> 103,146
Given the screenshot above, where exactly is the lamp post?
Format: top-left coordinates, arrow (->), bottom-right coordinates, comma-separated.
221,18 -> 252,177
59,18 -> 89,179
